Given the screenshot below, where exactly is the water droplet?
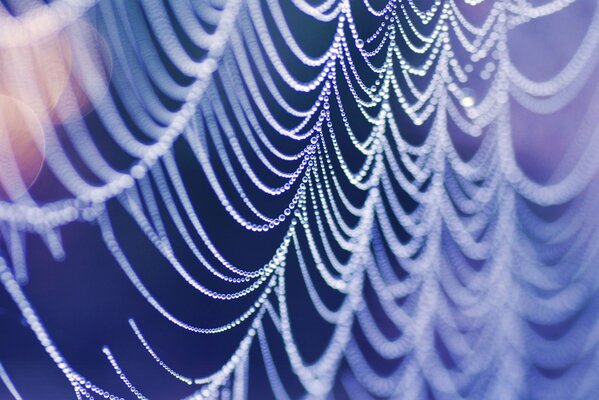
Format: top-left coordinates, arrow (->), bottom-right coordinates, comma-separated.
460,88 -> 476,108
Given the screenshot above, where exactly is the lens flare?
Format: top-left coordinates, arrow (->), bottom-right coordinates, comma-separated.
0,31 -> 71,122
53,21 -> 113,123
0,95 -> 45,201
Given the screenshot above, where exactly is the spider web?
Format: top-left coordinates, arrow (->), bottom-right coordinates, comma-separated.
0,0 -> 599,398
